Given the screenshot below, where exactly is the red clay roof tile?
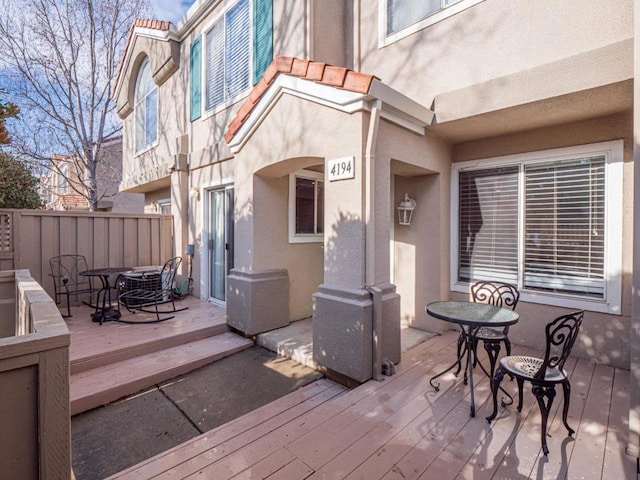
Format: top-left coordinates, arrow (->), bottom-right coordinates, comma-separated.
322,66 -> 348,87
225,55 -> 379,143
306,62 -> 327,81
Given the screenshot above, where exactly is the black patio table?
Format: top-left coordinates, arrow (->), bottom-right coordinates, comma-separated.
426,300 -> 520,417
80,267 -> 133,324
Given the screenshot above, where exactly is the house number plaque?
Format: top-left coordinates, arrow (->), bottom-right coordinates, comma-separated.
328,156 -> 355,182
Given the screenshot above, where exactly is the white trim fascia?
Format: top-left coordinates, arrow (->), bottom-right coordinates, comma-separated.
228,75 -> 434,154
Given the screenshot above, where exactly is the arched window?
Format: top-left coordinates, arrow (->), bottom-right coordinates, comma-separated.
135,58 -> 157,153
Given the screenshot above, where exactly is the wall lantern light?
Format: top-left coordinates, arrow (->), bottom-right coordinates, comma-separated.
189,186 -> 200,201
397,193 -> 416,226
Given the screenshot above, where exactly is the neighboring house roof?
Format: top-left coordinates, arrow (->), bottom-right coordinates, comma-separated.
57,194 -> 90,210
224,56 -> 378,143
112,18 -> 172,96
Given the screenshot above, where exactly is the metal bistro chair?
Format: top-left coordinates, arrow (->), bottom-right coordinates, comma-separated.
455,281 -> 520,382
118,257 -> 188,323
49,254 -> 97,318
486,310 -> 584,455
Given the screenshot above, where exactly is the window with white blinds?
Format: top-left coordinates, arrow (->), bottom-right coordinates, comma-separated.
205,0 -> 250,111
453,142 -> 623,313
458,166 -> 519,284
524,157 -> 605,298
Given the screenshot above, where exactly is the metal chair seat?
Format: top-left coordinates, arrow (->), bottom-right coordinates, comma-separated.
499,355 -> 566,383
474,326 -> 508,341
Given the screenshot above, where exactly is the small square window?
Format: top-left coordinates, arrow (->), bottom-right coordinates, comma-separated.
289,170 -> 324,243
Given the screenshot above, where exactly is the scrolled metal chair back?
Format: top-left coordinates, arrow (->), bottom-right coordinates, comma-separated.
50,254 -> 89,286
470,281 -> 520,311
161,256 -> 182,291
534,310 -> 584,381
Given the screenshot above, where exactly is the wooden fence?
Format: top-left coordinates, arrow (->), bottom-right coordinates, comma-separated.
0,209 -> 174,302
0,269 -> 71,480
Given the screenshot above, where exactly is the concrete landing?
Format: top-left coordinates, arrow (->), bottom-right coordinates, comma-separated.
256,318 -> 435,370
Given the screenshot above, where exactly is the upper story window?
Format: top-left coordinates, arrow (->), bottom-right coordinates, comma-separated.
380,0 -> 483,46
205,0 -> 251,111
451,141 -> 623,314
134,58 -> 158,153
289,170 -> 324,243
197,0 -> 273,116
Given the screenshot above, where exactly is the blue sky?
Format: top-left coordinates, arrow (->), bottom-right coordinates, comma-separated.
149,0 -> 196,24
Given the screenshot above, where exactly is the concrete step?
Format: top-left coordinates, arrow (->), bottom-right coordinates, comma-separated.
70,332 -> 253,415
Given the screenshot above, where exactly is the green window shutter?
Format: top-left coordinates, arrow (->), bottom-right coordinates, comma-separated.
190,38 -> 202,122
253,0 -> 273,85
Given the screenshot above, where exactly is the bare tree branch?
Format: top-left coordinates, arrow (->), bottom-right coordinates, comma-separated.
0,0 -> 150,210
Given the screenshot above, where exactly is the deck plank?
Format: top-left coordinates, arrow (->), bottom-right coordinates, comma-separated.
228,449 -> 299,480
567,362 -> 614,479
602,368 -> 636,480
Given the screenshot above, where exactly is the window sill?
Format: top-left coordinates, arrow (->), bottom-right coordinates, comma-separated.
288,235 -> 323,244
451,281 -> 621,315
134,141 -> 159,157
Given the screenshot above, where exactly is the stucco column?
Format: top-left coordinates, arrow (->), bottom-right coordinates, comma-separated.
313,125 -> 400,383
171,144 -> 189,277
227,170 -> 289,335
628,0 -> 640,458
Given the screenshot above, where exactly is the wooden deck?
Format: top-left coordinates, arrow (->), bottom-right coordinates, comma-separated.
66,296 -> 229,371
108,330 -> 636,480
65,297 -> 253,415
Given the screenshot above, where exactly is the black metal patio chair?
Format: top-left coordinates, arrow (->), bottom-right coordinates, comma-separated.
455,280 -> 520,381
486,310 -> 584,455
117,256 -> 188,323
49,254 -> 97,318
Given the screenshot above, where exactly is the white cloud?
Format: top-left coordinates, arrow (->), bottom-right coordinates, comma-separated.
149,0 -> 195,24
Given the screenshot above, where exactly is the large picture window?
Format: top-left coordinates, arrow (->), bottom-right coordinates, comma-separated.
134,58 -> 157,153
289,170 -> 324,243
452,142 -> 623,314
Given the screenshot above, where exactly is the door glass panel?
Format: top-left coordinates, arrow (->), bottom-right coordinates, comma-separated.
209,189 -> 226,301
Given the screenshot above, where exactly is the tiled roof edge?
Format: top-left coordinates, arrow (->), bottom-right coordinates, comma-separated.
224,56 -> 379,143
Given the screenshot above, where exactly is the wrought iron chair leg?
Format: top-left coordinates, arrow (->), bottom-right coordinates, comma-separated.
561,380 -> 574,436
516,378 -> 524,411
472,338 -> 479,367
454,333 -> 464,377
486,367 -> 505,423
533,384 -> 556,456
483,340 -> 500,381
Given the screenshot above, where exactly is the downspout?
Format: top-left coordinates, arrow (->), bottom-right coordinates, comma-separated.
365,100 -> 390,382
628,0 -> 640,460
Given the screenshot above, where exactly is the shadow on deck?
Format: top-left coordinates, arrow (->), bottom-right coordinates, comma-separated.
106,329 -> 636,479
